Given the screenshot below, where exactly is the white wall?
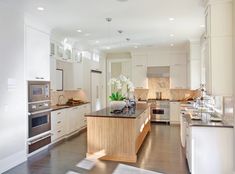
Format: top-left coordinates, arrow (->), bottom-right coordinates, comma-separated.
0,1 -> 27,172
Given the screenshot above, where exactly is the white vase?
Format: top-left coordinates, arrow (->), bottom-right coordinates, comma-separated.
110,101 -> 126,111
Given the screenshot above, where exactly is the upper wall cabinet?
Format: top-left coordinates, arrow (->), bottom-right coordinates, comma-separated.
170,64 -> 187,89
204,0 -> 233,96
187,42 -> 201,90
132,55 -> 148,88
25,26 -> 50,81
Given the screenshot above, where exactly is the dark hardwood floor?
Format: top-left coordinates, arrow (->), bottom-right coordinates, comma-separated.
4,124 -> 189,174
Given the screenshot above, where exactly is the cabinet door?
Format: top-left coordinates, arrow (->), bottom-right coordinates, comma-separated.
73,62 -> 84,90
170,102 -> 180,124
170,64 -> 187,89
68,107 -> 78,134
50,57 -> 57,91
188,59 -> 201,90
80,104 -> 91,127
132,55 -> 147,88
25,26 -> 50,81
51,109 -> 66,142
132,65 -> 147,88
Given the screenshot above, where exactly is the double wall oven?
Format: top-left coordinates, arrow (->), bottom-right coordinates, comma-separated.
28,81 -> 51,154
150,100 -> 170,122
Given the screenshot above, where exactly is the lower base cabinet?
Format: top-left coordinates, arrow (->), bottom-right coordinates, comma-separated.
51,103 -> 91,143
186,126 -> 233,174
170,102 -> 180,124
51,109 -> 66,142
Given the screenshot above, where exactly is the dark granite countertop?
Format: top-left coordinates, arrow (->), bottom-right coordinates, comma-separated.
51,102 -> 90,111
85,103 -> 149,119
183,113 -> 233,128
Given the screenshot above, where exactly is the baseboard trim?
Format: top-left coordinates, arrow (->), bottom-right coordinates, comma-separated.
0,150 -> 26,173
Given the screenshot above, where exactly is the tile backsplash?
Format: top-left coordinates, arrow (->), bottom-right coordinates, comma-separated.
51,90 -> 88,106
146,77 -> 199,100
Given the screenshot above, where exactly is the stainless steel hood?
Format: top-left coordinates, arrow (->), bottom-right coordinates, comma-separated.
147,66 -> 170,78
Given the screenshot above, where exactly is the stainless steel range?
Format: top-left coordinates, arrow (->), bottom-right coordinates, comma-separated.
149,99 -> 170,122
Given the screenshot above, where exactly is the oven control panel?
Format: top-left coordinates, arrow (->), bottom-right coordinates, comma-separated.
28,101 -> 51,112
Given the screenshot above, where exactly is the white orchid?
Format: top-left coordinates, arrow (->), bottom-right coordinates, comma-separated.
119,74 -> 128,83
108,75 -> 134,96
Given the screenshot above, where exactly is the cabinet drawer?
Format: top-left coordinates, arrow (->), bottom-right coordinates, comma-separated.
51,128 -> 65,142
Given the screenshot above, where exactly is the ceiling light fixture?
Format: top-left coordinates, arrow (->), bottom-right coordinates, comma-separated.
118,30 -> 123,34
169,17 -> 175,21
95,40 -> 100,44
134,46 -> 138,49
106,17 -> 112,23
77,29 -> 82,33
170,34 -> 174,37
37,7 -> 44,11
170,43 -> 174,47
106,46 -> 111,50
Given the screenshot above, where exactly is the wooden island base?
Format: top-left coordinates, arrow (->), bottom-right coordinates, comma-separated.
86,105 -> 150,163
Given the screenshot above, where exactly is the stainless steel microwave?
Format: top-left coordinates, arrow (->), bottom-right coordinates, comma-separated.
28,81 -> 50,102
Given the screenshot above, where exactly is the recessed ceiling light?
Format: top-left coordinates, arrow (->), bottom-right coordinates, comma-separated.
106,46 -> 111,50
170,34 -> 174,37
170,43 -> 174,47
37,7 -> 44,11
95,40 -> 100,44
200,24 -> 205,28
76,29 -> 82,33
118,30 -> 123,34
134,46 -> 138,49
169,17 -> 175,21
105,17 -> 112,22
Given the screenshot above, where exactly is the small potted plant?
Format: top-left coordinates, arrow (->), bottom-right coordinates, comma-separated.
109,75 -> 134,111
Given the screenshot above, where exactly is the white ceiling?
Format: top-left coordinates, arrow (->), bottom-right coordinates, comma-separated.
24,0 -> 205,51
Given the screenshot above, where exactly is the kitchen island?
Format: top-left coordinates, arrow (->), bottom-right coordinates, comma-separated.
85,103 -> 150,163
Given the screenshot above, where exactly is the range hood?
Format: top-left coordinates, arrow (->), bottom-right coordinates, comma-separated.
147,66 -> 170,78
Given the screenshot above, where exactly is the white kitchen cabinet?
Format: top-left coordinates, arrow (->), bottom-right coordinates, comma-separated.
170,102 -> 180,124
188,59 -> 201,90
25,26 -> 50,81
50,57 -> 57,91
51,109 -> 67,142
73,62 -> 84,90
186,126 -> 233,174
67,106 -> 80,134
67,105 -> 88,134
187,42 -> 201,90
80,104 -> 91,128
56,60 -> 74,90
170,64 -> 187,89
203,0 -> 233,96
132,55 -> 148,88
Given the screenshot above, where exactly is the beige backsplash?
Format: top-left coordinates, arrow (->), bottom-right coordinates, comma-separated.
135,77 -> 199,101
51,90 -> 88,106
